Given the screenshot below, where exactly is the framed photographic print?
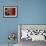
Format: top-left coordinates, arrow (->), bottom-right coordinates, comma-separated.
3,6 -> 17,17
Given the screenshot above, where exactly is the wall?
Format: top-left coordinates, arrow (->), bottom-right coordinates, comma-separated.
0,0 -> 46,45
18,0 -> 46,24
0,0 -> 18,44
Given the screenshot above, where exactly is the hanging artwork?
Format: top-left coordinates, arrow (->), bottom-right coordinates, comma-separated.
3,6 -> 17,17
8,32 -> 16,45
8,32 -> 16,41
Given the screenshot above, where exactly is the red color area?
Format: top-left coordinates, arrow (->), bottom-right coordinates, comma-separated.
11,8 -> 16,16
8,8 -> 16,16
5,8 -> 16,16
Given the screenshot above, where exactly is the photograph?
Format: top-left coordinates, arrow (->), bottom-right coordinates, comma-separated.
3,6 -> 17,17
18,24 -> 46,46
